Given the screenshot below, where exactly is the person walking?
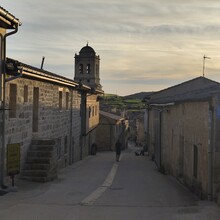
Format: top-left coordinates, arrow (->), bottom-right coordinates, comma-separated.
115,139 -> 122,162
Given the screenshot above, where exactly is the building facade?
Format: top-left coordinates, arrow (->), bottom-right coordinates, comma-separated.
146,77 -> 220,203
96,111 -> 129,151
2,53 -> 102,184
74,44 -> 102,91
0,15 -> 103,184
0,7 -> 22,187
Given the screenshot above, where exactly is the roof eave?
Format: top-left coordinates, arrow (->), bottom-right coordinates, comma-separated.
0,7 -> 21,29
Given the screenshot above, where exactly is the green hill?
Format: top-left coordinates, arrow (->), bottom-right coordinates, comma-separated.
123,92 -> 154,100
100,92 -> 154,110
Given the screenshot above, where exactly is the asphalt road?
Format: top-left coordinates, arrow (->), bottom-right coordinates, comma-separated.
0,147 -> 220,220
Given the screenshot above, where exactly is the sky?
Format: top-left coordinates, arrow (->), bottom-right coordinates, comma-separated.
2,0 -> 220,96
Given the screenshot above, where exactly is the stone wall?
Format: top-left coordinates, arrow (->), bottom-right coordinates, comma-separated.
96,115 -> 127,152
96,117 -> 114,151
149,101 -> 210,199
212,95 -> 220,203
87,95 -> 99,132
136,118 -> 145,146
161,101 -> 210,198
4,77 -> 82,172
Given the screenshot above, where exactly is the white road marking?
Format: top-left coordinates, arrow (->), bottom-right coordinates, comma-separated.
80,162 -> 119,205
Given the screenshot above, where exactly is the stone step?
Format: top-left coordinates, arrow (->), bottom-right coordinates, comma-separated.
23,163 -> 51,170
21,170 -> 49,177
21,174 -> 57,183
26,157 -> 52,164
30,145 -> 55,151
31,139 -> 56,146
22,138 -> 58,183
27,150 -> 55,158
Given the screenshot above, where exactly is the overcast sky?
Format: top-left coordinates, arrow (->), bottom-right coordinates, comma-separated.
2,0 -> 220,96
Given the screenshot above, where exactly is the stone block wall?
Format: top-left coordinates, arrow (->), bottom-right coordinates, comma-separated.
212,95 -> 220,203
81,128 -> 97,159
4,77 -> 82,173
136,118 -> 145,146
161,101 -> 210,198
96,118 -> 114,151
149,101 -> 210,199
87,95 -> 99,132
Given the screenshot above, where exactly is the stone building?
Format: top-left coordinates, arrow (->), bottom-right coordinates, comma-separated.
96,111 -> 129,151
0,6 -> 103,185
74,44 -> 102,91
2,46 -> 102,183
135,114 -> 145,147
126,111 -> 145,147
0,7 -> 22,187
146,77 -> 220,203
73,44 -> 103,161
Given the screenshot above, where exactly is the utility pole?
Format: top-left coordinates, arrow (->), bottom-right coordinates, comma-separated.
203,55 -> 211,77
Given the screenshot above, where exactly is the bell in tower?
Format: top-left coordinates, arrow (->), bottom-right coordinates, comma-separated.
74,44 -> 102,90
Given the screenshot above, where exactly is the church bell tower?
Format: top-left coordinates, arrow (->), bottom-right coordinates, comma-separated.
74,44 -> 102,90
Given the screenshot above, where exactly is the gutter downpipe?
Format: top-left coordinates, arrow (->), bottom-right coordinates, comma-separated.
0,26 -> 18,187
149,103 -> 175,171
69,90 -> 73,165
80,91 -> 87,160
0,32 -> 4,187
148,105 -> 163,170
147,106 -> 151,154
159,110 -> 162,170
208,101 -> 214,200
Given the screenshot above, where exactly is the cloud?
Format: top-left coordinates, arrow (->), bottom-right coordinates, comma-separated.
2,0 -> 220,96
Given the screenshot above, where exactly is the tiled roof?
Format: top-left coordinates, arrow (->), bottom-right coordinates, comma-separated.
100,111 -> 124,121
149,77 -> 220,104
6,57 -> 104,94
6,57 -> 75,83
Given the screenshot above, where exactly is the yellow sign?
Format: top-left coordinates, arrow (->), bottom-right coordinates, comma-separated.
7,143 -> 20,175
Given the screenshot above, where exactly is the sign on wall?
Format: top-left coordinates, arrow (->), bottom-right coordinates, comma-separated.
7,143 -> 20,176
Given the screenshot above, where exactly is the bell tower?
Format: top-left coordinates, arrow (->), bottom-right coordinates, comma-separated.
74,44 -> 102,90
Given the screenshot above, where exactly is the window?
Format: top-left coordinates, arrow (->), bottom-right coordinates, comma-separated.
24,85 -> 28,103
193,145 -> 198,178
64,136 -> 68,154
79,64 -> 83,74
89,106 -> 91,118
33,87 -> 39,132
87,64 -> 90,74
95,105 -> 98,116
57,138 -> 61,159
92,106 -> 95,116
66,92 -> 69,110
59,91 -> 62,110
96,64 -> 99,76
9,84 -> 17,118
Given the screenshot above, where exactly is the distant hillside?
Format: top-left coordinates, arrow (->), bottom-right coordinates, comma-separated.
99,92 -> 155,111
123,92 -> 154,100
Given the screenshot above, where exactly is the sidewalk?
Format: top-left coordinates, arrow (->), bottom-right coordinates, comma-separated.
0,148 -> 220,220
0,152 -> 115,209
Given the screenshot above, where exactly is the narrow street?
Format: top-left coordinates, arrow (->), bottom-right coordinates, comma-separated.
0,147 -> 220,220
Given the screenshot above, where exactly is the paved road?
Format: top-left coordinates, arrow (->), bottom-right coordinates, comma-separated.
0,148 -> 220,220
